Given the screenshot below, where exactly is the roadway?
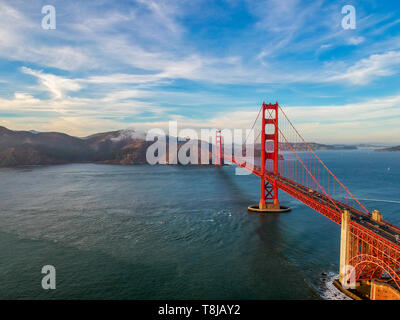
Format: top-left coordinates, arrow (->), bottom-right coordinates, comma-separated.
223,155 -> 400,247
269,170 -> 400,247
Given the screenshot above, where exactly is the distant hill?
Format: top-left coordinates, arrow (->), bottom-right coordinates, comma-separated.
245,142 -> 357,153
0,126 -> 213,167
0,126 -> 367,167
375,145 -> 400,152
282,142 -> 357,151
0,126 -> 92,166
357,143 -> 387,148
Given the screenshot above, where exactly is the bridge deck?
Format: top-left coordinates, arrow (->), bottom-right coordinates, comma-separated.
223,155 -> 400,248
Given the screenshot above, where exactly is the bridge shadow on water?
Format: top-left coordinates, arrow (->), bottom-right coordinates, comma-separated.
215,166 -> 286,249
214,167 -> 321,299
213,167 -> 255,204
249,203 -> 320,299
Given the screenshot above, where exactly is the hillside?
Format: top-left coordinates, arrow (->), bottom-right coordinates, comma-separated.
0,126 -> 92,166
246,142 -> 357,154
375,145 -> 400,152
0,126 -> 365,167
0,126 -> 213,167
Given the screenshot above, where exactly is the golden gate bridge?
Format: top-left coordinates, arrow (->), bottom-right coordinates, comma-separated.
214,101 -> 400,299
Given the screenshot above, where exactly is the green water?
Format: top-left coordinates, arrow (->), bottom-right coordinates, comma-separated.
0,150 -> 399,299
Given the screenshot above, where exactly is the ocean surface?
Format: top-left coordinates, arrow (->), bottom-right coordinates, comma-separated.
0,149 -> 399,299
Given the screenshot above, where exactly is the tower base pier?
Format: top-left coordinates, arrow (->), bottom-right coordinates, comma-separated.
248,204 -> 291,213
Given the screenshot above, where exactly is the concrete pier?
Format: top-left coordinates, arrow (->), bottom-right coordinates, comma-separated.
339,209 -> 351,286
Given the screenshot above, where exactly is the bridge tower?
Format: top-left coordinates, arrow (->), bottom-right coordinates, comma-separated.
215,130 -> 222,166
248,102 -> 290,213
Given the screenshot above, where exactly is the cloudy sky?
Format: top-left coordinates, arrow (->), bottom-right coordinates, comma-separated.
0,0 -> 399,143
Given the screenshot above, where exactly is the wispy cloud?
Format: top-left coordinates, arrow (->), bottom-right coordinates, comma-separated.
21,67 -> 82,99
326,51 -> 400,84
0,0 -> 399,143
347,36 -> 365,45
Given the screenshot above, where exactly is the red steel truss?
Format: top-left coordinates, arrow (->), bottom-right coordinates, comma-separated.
219,101 -> 400,290
260,103 -> 280,210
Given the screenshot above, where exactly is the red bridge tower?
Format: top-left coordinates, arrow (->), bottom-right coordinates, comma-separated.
248,102 -> 290,213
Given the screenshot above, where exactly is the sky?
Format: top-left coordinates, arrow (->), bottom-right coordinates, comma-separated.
0,0 -> 399,144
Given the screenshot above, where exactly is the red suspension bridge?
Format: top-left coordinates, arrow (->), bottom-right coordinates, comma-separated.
215,101 -> 400,299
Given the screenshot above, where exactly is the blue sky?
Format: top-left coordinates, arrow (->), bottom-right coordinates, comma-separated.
0,0 -> 399,143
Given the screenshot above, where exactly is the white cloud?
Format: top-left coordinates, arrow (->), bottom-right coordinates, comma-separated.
1,83 -> 400,143
282,94 -> 400,124
0,2 -> 96,71
0,1 -> 181,72
0,0 -> 400,144
370,18 -> 400,36
81,73 -> 161,85
326,51 -> 400,84
136,0 -> 182,34
0,1 -> 319,84
21,67 -> 82,99
347,36 -> 365,46
169,94 -> 400,144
